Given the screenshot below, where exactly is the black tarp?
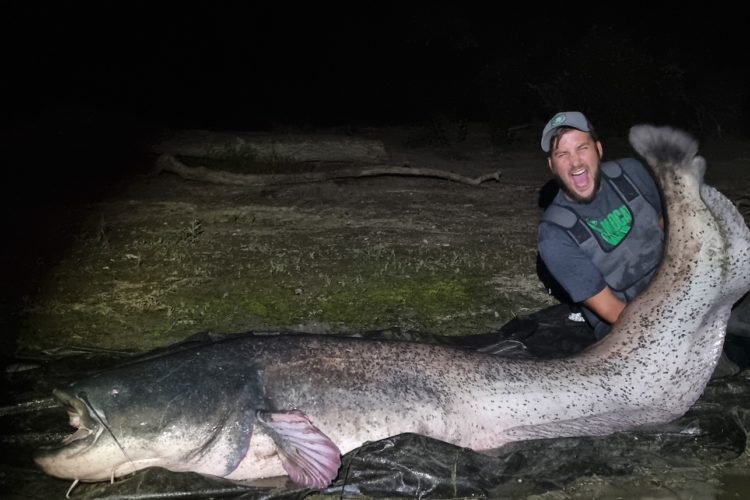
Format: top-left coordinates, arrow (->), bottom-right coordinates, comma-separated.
3,303 -> 750,499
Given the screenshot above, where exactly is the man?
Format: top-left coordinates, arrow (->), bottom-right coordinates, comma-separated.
537,111 -> 664,340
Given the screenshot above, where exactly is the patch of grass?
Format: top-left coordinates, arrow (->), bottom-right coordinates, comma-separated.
16,193 -> 549,352
320,276 -> 477,330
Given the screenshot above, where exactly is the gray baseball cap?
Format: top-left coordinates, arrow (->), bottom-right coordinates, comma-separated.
541,111 -> 592,153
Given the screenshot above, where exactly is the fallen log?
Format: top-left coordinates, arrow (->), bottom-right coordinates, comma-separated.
156,154 -> 501,187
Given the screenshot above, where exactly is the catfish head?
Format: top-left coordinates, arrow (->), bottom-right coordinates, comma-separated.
34,387 -> 145,481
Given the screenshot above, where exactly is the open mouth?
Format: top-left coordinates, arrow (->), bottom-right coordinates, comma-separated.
571,169 -> 589,189
51,389 -> 102,449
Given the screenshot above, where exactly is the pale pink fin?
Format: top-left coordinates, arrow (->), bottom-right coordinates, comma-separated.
257,409 -> 341,489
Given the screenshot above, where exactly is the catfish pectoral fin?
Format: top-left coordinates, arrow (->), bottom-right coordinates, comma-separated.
257,409 -> 341,489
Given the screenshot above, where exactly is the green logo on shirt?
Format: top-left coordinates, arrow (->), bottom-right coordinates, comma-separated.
586,205 -> 632,245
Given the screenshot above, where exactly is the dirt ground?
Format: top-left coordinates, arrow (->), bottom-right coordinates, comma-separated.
10,124 -> 548,352
5,123 -> 750,499
11,123 -> 749,354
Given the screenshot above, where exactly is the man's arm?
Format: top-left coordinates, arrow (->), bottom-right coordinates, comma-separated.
580,216 -> 661,326
584,286 -> 627,324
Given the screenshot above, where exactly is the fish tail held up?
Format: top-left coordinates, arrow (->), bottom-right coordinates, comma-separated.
628,124 -> 704,181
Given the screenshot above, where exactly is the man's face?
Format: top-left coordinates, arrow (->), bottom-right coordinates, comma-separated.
548,129 -> 604,203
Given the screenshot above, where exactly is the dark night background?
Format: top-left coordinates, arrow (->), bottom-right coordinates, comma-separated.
6,4 -> 749,168
2,4 -> 749,351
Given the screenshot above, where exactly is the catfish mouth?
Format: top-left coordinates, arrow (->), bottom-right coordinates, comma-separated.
40,389 -> 103,453
34,389 -> 141,482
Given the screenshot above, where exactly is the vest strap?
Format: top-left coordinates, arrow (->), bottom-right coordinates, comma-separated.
604,160 -> 639,202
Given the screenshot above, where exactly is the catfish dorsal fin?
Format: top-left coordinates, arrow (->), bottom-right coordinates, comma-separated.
257,409 -> 341,489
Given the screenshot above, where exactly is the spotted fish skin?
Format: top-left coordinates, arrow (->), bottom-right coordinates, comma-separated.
34,126 -> 750,488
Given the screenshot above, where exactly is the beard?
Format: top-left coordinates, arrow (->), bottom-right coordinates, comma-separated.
554,168 -> 602,204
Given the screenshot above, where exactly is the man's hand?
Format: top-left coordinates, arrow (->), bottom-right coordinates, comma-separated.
584,286 -> 627,324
